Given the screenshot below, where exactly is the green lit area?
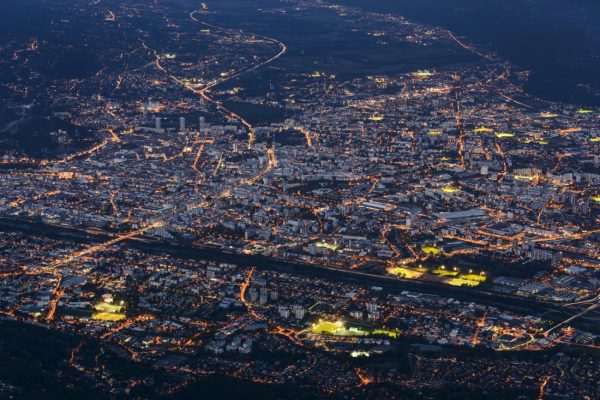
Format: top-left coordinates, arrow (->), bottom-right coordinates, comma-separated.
474,127 -> 493,133
422,246 -> 442,255
92,302 -> 125,322
592,195 -> 600,203
441,186 -> 460,194
521,138 -> 548,145
432,268 -> 459,277
577,109 -> 593,114
350,351 -> 371,358
312,320 -> 399,339
540,112 -> 559,118
413,70 -> 433,78
316,242 -> 339,251
389,262 -> 488,289
514,174 -> 536,181
495,132 -> 515,138
387,266 -> 425,279
447,278 -> 480,287
427,129 -> 443,136
447,273 -> 487,287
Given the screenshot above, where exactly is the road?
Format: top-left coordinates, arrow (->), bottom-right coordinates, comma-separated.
0,216 -> 579,324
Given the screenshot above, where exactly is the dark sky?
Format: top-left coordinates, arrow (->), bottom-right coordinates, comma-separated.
340,0 -> 600,106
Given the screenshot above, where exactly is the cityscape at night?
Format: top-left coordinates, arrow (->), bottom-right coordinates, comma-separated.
1,0 -> 600,399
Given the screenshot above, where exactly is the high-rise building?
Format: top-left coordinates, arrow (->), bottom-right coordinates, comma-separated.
292,305 -> 305,319
179,117 -> 186,132
155,117 -> 161,130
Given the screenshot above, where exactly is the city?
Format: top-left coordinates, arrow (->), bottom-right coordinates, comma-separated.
0,0 -> 599,398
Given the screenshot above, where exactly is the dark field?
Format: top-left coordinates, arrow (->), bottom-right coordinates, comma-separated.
339,0 -> 600,106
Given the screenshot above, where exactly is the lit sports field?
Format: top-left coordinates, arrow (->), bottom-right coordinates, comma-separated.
312,321 -> 399,339
389,263 -> 487,288
540,112 -> 559,118
387,266 -> 425,279
432,268 -> 458,277
495,132 -> 515,138
422,246 -> 442,254
92,302 -> 125,322
313,321 -> 368,336
92,312 -> 126,322
316,242 -> 338,251
447,274 -> 487,287
441,187 -> 459,194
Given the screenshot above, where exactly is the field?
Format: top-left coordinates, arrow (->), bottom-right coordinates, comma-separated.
94,302 -> 124,313
316,242 -> 339,251
495,132 -> 515,138
461,274 -> 487,282
447,274 -> 487,287
389,263 -> 488,289
388,266 -> 426,279
92,302 -> 125,322
514,175 -> 537,181
312,321 -> 399,339
540,112 -> 559,118
92,312 -> 125,322
447,278 -> 480,287
441,187 -> 460,194
432,268 -> 459,277
312,321 -> 368,336
422,246 -> 442,255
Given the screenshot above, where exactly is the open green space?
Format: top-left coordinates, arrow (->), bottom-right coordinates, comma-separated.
432,268 -> 459,277
92,302 -> 125,322
312,320 -> 399,339
422,246 -> 442,255
388,266 -> 426,279
495,132 -> 515,138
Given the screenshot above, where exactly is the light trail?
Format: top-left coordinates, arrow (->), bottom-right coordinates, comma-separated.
109,190 -> 120,216
537,376 -> 551,400
470,310 -> 488,345
105,127 -> 121,143
494,141 -> 508,182
246,147 -> 277,185
189,9 -> 287,149
447,31 -> 492,61
45,275 -> 64,322
38,221 -> 164,273
543,301 -> 600,337
453,91 -> 465,168
296,126 -> 314,148
355,368 -> 372,386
